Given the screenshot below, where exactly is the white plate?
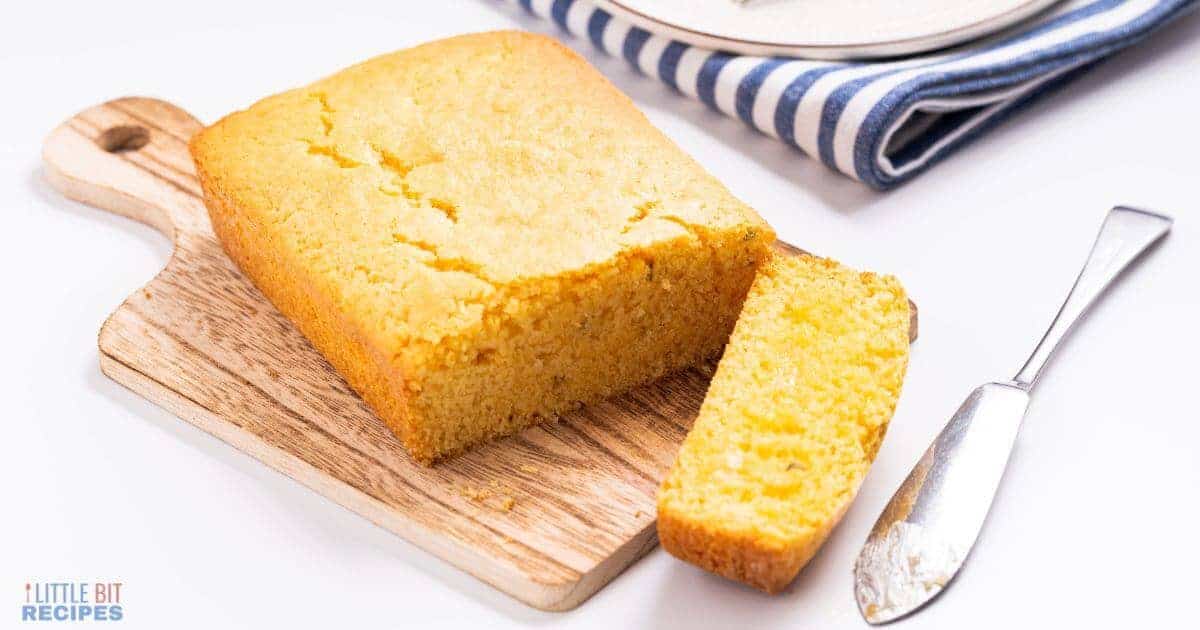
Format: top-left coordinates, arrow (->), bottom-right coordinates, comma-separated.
593,0 -> 1063,59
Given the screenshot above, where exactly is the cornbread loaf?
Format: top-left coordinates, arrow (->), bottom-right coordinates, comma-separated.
189,31 -> 775,464
657,254 -> 910,593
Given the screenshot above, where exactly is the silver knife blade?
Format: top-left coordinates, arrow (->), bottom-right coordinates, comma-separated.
853,383 -> 1029,624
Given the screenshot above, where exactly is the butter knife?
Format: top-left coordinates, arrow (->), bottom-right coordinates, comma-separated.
853,206 -> 1173,624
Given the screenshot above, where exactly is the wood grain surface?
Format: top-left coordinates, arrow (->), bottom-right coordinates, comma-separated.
42,97 -> 917,611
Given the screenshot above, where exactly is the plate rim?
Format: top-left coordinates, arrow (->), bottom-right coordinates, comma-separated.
592,0 -> 1063,60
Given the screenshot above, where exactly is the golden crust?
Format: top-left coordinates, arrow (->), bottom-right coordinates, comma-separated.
658,507 -> 824,593
190,31 -> 774,463
195,169 -> 421,448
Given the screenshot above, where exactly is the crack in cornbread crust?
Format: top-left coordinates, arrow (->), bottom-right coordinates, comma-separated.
190,31 -> 774,463
657,254 -> 910,593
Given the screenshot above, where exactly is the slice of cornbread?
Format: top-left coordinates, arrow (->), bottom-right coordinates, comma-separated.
657,254 -> 910,593
189,31 -> 774,464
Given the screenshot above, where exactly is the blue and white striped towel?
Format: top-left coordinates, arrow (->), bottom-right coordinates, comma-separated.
507,0 -> 1195,189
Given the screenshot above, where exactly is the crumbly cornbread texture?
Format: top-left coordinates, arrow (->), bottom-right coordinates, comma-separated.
189,31 -> 774,463
657,254 -> 910,593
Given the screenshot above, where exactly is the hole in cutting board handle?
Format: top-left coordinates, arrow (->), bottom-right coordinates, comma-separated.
97,125 -> 150,153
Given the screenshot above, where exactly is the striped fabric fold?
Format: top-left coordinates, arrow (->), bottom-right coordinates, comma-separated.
507,0 -> 1195,189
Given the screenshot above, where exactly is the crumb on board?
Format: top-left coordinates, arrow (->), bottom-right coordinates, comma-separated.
459,484 -> 492,502
460,484 -> 516,513
519,464 -> 538,474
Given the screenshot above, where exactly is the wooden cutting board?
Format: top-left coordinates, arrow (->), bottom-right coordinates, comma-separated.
42,97 -> 917,611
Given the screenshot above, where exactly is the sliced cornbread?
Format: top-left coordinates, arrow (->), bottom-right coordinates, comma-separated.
657,254 -> 910,593
189,31 -> 774,463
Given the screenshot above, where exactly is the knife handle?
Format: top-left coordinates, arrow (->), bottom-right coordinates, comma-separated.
1012,206 -> 1172,389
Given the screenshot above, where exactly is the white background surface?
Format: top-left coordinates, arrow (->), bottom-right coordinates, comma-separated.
3,2 -> 1198,628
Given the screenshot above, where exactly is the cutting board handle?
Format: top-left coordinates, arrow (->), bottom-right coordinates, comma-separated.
42,97 -> 208,242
